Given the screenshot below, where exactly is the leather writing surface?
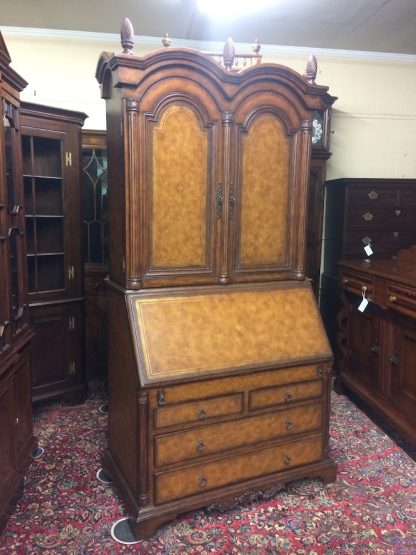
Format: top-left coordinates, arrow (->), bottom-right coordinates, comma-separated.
131,285 -> 330,381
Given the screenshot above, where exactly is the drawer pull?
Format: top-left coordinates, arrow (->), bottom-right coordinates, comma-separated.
199,474 -> 208,489
362,212 -> 374,222
196,440 -> 205,454
395,209 -> 401,216
285,420 -> 294,432
361,236 -> 372,246
284,391 -> 293,403
342,278 -> 349,284
390,350 -> 399,367
388,295 -> 397,303
197,407 -> 207,419
317,366 -> 323,378
370,344 -> 379,354
283,454 -> 292,466
367,190 -> 378,200
157,390 -> 165,406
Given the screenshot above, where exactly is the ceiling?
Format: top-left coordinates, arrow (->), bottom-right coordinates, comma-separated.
2,0 -> 416,55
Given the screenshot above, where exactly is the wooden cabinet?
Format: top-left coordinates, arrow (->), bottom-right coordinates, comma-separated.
0,32 -> 35,532
81,130 -> 108,380
321,178 -> 416,354
338,246 -> 416,444
20,102 -> 87,403
96,27 -> 336,540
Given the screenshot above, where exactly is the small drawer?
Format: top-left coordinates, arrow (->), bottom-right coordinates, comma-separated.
155,435 -> 323,504
249,380 -> 322,410
154,403 -> 322,467
154,393 -> 243,429
386,284 -> 416,318
340,271 -> 373,297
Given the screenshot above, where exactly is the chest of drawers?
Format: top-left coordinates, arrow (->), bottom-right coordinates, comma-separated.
337,246 -> 416,445
321,178 -> 416,355
104,281 -> 336,539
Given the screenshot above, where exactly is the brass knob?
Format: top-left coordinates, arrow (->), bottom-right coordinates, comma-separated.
285,420 -> 294,431
284,391 -> 293,402
196,440 -> 205,454
388,295 -> 397,303
342,278 -> 349,284
197,407 -> 206,419
198,474 -> 207,488
283,454 -> 292,466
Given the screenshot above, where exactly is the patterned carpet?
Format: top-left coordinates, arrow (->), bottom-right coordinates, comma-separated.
1,389 -> 416,554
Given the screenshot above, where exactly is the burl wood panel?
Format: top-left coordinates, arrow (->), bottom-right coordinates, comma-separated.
155,435 -> 322,503
154,403 -> 322,467
151,105 -> 208,269
149,364 -> 320,405
239,114 -> 289,267
132,286 -> 330,382
154,393 -> 243,428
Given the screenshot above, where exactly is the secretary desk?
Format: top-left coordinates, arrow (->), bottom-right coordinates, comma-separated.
96,20 -> 337,539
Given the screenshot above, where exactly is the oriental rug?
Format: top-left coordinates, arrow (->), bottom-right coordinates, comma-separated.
1,388 -> 416,554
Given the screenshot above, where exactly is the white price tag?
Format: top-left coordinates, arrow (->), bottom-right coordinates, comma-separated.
358,297 -> 369,312
364,244 -> 373,256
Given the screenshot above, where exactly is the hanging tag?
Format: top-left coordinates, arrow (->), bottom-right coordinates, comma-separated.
364,244 -> 373,256
358,297 -> 369,312
358,288 -> 369,312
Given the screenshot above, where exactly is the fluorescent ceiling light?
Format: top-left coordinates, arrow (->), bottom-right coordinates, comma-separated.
197,0 -> 276,21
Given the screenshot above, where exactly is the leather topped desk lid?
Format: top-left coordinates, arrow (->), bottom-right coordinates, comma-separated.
127,283 -> 332,386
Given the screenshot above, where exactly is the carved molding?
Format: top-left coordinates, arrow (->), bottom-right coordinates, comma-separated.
206,483 -> 285,513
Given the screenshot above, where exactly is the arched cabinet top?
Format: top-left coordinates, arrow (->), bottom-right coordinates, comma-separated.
96,47 -> 336,120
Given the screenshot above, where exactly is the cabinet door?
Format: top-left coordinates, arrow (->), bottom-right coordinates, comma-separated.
30,302 -> 85,402
229,96 -> 308,283
22,128 -> 74,301
131,86 -> 222,288
0,375 -> 16,516
346,302 -> 381,390
13,354 -> 33,458
387,314 -> 416,420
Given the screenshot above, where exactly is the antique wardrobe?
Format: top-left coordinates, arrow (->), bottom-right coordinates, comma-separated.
96,22 -> 336,539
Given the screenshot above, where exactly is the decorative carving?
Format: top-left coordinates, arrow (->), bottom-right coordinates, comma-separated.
304,54 -> 317,84
126,99 -> 140,113
121,17 -> 134,55
223,38 -> 235,71
216,183 -> 223,219
221,111 -> 233,125
206,483 -> 285,513
229,185 -> 236,219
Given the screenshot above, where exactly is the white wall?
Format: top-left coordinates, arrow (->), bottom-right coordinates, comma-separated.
3,28 -> 416,180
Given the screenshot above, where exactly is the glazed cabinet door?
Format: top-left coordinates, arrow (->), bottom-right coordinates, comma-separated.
22,128 -> 75,301
126,85 -> 223,288
228,95 -> 310,283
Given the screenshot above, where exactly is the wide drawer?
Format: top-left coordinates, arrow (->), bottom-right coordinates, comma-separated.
154,393 -> 243,429
155,435 -> 322,504
154,403 -> 322,467
249,380 -> 322,410
340,270 -> 373,298
343,230 -> 416,258
386,283 -> 416,318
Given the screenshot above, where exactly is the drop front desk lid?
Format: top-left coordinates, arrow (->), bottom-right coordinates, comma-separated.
127,282 -> 332,386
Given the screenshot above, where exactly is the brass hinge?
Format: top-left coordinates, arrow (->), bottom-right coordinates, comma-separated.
68,315 -> 75,330
69,361 -> 76,375
68,265 -> 75,280
65,151 -> 72,166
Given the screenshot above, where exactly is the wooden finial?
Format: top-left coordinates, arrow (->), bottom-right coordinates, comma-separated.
162,33 -> 172,47
304,54 -> 317,84
223,37 -> 235,71
251,38 -> 261,55
121,17 -> 134,55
